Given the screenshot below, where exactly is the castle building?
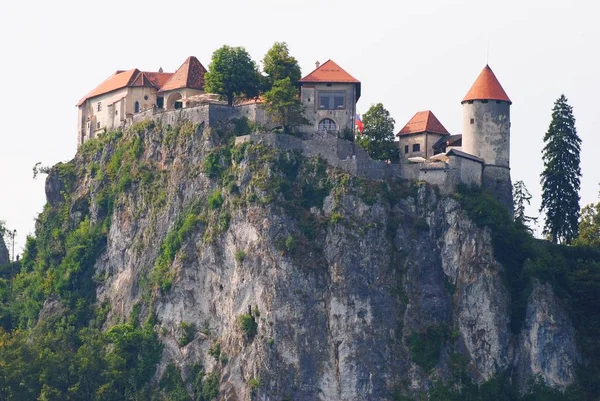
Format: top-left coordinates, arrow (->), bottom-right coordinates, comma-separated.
76,56 -> 206,146
397,110 -> 450,160
299,60 -> 361,134
461,65 -> 512,209
396,64 -> 513,209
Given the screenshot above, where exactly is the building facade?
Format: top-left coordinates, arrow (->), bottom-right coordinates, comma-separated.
76,56 -> 206,146
299,60 -> 361,135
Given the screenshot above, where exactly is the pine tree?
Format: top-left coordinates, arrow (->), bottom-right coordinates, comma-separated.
512,180 -> 537,233
540,94 -> 582,244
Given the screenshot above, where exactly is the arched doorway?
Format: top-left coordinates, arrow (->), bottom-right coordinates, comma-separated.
318,118 -> 337,132
166,92 -> 183,110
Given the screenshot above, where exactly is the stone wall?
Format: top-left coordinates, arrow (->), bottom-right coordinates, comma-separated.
128,106 -> 484,193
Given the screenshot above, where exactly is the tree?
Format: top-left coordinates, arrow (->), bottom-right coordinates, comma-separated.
540,94 -> 582,244
204,45 -> 261,106
263,78 -> 309,135
356,103 -> 396,160
512,180 -> 537,233
573,201 -> 600,248
262,42 -> 301,88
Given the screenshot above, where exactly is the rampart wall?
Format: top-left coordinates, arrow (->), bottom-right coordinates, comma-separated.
128,104 -> 483,194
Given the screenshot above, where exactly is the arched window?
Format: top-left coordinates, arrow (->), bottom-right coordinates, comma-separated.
318,118 -> 337,132
134,101 -> 140,113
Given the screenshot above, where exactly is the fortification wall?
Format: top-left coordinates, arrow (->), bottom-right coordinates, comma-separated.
128,106 -> 484,193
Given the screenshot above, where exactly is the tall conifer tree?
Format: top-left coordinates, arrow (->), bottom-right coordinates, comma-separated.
540,94 -> 581,244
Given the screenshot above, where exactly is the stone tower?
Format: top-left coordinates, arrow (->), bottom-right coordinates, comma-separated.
461,65 -> 513,211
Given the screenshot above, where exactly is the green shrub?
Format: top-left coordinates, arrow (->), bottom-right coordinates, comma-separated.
234,250 -> 246,263
407,325 -> 446,372
208,190 -> 223,210
208,341 -> 221,360
238,313 -> 257,338
178,321 -> 195,346
248,377 -> 261,391
284,235 -> 296,253
330,212 -> 344,224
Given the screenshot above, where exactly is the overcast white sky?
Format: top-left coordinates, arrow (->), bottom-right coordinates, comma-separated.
1,0 -> 598,253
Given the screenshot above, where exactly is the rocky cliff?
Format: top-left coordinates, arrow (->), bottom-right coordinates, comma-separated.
24,120 -> 591,400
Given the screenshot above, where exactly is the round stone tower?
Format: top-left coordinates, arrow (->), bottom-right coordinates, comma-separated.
461,65 -> 513,211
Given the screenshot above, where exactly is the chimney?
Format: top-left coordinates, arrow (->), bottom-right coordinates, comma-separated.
315,61 -> 320,69
158,67 -> 163,73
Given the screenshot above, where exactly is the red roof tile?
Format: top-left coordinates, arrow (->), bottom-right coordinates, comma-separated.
397,110 -> 450,136
159,56 -> 207,92
77,69 -> 139,106
299,59 -> 360,84
462,65 -> 511,104
144,72 -> 173,89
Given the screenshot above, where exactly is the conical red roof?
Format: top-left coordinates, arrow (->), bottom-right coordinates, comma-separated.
397,110 -> 450,136
462,65 -> 511,104
160,56 -> 207,92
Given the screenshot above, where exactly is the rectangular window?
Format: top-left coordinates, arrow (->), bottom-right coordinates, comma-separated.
404,145 -> 409,154
97,102 -> 102,111
470,118 -> 474,124
319,92 -> 345,110
97,122 -> 101,129
412,143 -> 420,152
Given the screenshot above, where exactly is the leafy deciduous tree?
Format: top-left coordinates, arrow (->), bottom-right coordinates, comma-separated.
263,77 -> 309,135
356,103 -> 396,161
204,45 -> 261,106
262,42 -> 301,88
540,94 -> 581,244
574,200 -> 600,248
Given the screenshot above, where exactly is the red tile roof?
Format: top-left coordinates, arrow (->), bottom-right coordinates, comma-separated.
462,65 -> 511,104
299,59 -> 360,84
77,68 -> 139,106
397,110 -> 450,136
159,56 -> 207,92
144,72 -> 173,89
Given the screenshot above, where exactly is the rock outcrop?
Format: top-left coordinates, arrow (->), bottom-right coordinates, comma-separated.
43,122 -> 582,400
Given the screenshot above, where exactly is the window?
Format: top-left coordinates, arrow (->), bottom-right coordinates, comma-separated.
144,95 -> 149,101
404,145 -> 409,154
134,101 -> 140,113
470,118 -> 474,124
318,118 -> 337,132
157,96 -> 164,108
115,110 -> 118,115
482,100 -> 488,103
319,92 -> 345,110
97,102 -> 102,111
97,122 -> 101,129
412,143 -> 420,152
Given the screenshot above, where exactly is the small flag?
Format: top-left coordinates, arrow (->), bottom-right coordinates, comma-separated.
355,113 -> 364,134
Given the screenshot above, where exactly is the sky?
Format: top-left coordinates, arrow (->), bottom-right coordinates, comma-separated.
0,0 -> 598,255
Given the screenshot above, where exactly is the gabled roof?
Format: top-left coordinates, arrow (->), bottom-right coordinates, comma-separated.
397,110 -> 450,136
77,69 -> 140,106
433,134 -> 462,151
462,65 -> 511,104
299,59 -> 360,84
159,56 -> 207,92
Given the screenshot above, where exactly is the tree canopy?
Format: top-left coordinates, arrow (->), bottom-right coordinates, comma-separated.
204,45 -> 261,106
356,103 -> 396,161
540,94 -> 581,244
574,200 -> 600,248
263,77 -> 308,135
262,42 -> 301,88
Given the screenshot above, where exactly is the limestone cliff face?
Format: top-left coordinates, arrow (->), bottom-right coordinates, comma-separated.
48,122 -> 580,400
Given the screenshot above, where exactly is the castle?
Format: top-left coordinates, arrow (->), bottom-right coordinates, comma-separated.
77,57 -> 512,208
